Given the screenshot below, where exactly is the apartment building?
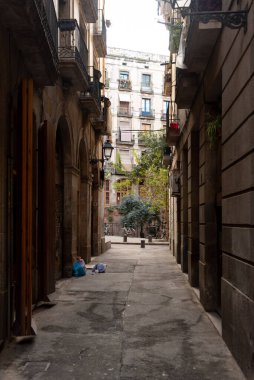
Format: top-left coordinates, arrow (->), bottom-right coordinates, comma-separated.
158,0 -> 254,376
0,0 -> 110,343
104,47 -> 170,235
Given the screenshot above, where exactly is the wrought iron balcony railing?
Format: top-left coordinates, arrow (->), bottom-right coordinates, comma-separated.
140,83 -> 153,94
88,66 -> 101,104
34,0 -> 58,66
58,19 -> 89,82
118,79 -> 132,91
79,66 -> 102,115
117,106 -> 133,117
116,131 -> 135,145
139,109 -> 155,119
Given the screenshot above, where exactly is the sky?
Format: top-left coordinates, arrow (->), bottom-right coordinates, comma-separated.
105,0 -> 170,56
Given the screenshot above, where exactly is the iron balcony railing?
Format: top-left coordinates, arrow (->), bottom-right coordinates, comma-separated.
34,0 -> 58,65
117,106 -> 133,117
118,79 -> 132,90
116,131 -> 135,145
58,19 -> 89,81
88,66 -> 101,106
139,109 -> 155,118
141,82 -> 153,93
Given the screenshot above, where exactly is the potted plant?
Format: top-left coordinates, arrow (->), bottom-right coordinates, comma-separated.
206,114 -> 221,148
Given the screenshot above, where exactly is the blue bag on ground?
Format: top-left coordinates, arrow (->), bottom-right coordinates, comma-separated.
92,263 -> 107,273
72,260 -> 86,277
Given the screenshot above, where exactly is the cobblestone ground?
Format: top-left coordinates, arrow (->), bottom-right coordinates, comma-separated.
0,243 -> 246,380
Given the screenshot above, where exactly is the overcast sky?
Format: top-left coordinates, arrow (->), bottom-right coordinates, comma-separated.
105,0 -> 169,55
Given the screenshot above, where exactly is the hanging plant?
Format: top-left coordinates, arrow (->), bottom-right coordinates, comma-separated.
206,115 -> 221,148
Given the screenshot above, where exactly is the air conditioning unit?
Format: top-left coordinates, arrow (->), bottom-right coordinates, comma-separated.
169,170 -> 180,197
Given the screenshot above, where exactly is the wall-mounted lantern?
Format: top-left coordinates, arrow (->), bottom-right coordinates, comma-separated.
90,139 -> 114,167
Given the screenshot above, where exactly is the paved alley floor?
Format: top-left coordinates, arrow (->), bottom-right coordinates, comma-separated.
0,244 -> 245,380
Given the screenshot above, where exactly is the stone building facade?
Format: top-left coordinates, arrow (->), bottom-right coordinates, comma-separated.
158,0 -> 254,377
104,47 -> 170,235
0,0 -> 110,344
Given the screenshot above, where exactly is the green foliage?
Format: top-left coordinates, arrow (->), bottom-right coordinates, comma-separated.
206,114 -> 221,148
118,195 -> 160,232
107,215 -> 113,223
127,133 -> 169,212
129,132 -> 165,182
113,151 -> 126,174
106,206 -> 115,214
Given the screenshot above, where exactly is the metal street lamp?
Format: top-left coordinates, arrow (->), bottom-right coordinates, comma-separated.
90,139 -> 114,166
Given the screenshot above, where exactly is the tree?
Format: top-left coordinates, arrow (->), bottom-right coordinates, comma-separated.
128,132 -> 169,213
118,194 -> 160,237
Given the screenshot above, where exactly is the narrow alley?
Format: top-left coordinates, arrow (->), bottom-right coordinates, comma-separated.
0,242 -> 245,380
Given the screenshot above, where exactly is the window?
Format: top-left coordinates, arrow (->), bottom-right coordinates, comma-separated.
163,101 -> 170,114
119,72 -> 131,90
119,121 -> 132,142
141,123 -> 151,131
116,179 -> 131,205
120,71 -> 129,80
142,98 -> 151,115
142,74 -> 151,87
104,180 -> 110,206
119,101 -> 130,116
119,149 -> 130,164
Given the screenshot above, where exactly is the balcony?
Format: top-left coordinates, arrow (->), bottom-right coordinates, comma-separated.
79,66 -> 102,116
81,0 -> 98,23
169,170 -> 181,197
140,84 -> 153,94
118,79 -> 132,91
175,68 -> 198,109
0,0 -> 58,85
166,122 -> 180,146
162,146 -> 173,167
184,0 -> 221,73
92,97 -> 111,135
139,109 -> 155,119
116,131 -> 135,146
117,106 -> 133,118
58,19 -> 89,91
93,9 -> 107,57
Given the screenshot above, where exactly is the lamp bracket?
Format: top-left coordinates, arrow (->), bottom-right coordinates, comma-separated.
90,158 -> 104,165
182,10 -> 248,32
